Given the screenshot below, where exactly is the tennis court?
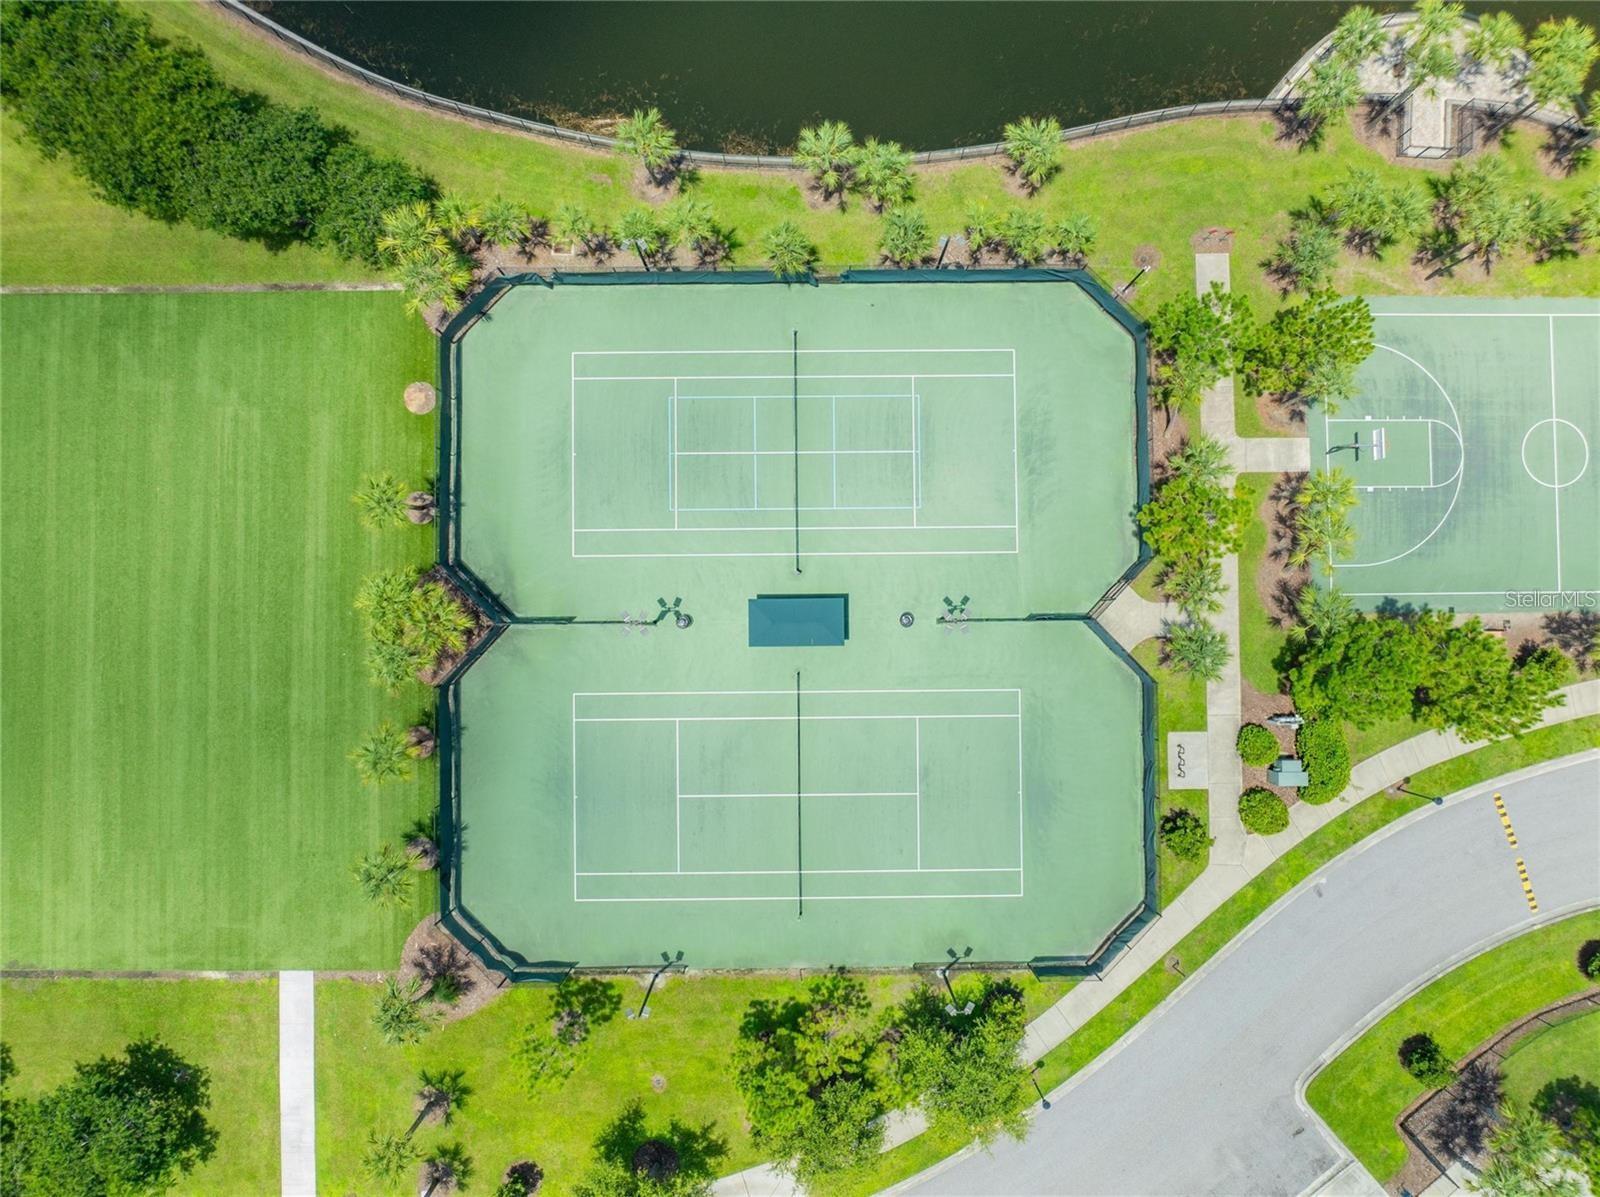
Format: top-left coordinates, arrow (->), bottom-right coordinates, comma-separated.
1311,298 -> 1599,612
441,273 -> 1153,969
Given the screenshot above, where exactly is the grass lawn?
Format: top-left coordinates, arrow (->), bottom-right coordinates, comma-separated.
316,970 -> 1071,1196
1502,1008 -> 1600,1110
0,291 -> 437,969
1134,639 -> 1210,906
1398,716 -> 1600,801
1306,911 -> 1600,1182
0,1 -> 1591,304
0,977 -> 281,1195
1236,472 -> 1288,697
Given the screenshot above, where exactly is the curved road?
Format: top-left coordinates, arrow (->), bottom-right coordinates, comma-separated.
902,752 -> 1600,1197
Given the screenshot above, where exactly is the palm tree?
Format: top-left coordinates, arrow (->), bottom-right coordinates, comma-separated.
479,197 -> 530,248
1379,0 -> 1465,117
762,221 -> 817,278
1053,213 -> 1097,265
615,107 -> 680,184
1441,155 -> 1532,271
879,206 -> 932,266
1165,620 -> 1229,681
997,206 -> 1050,264
1002,116 -> 1063,191
1466,11 -> 1524,74
553,203 -> 597,253
964,201 -> 1001,261
1168,434 -> 1233,487
408,1068 -> 471,1136
367,641 -> 420,693
434,192 -> 483,250
1165,557 -> 1224,618
352,473 -> 410,530
405,582 -> 475,662
376,201 -> 447,263
853,137 -> 913,209
353,845 -> 413,906
1290,469 -> 1358,566
395,250 -> 473,316
373,976 -> 432,1046
350,723 -> 414,785
1296,583 -> 1355,638
1469,1104 -> 1582,1195
1297,57 -> 1364,135
1330,5 -> 1386,65
1523,17 -> 1599,116
617,207 -> 667,268
421,1143 -> 473,1197
667,197 -> 728,267
794,120 -> 856,197
362,1129 -> 421,1186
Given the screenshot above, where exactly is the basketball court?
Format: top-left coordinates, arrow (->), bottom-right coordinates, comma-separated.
1312,298 -> 1599,612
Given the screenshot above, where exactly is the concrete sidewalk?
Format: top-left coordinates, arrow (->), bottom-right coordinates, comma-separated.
279,971 -> 316,1197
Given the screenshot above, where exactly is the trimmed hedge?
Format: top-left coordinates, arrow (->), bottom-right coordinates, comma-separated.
1236,722 -> 1280,768
0,0 -> 431,264
1239,787 -> 1289,836
1297,718 -> 1351,805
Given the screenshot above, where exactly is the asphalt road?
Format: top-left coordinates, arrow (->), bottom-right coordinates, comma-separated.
904,753 -> 1600,1197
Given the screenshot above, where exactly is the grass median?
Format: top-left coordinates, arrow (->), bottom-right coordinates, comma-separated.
1306,910 -> 1600,1181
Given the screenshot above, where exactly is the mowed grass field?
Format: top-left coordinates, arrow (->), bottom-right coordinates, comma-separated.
0,291 -> 437,969
0,977 -> 281,1194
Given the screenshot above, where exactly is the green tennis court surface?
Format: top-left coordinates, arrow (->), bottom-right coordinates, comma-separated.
443,274 -> 1152,969
1312,298 -> 1599,613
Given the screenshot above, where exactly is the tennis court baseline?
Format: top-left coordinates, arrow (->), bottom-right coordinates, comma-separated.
572,347 -> 1019,558
572,688 -> 1023,902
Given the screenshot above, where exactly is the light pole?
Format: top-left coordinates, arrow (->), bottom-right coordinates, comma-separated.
626,950 -> 683,1020
939,946 -> 974,1017
1030,1062 -> 1052,1110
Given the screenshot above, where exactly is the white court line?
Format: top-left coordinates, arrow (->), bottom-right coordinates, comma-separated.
679,791 -> 918,799
911,385 -> 921,525
674,720 -> 682,872
576,896 -> 1024,902
675,448 -> 917,456
1549,316 -> 1563,593
1345,588 -> 1600,597
914,718 -> 923,869
576,687 -> 1022,697
575,713 -> 1022,724
574,548 -> 1023,559
1323,415 -> 1462,491
1017,692 -> 1026,897
571,692 -> 578,900
1011,350 -> 1021,553
578,867 -> 1021,877
671,382 -> 679,529
1331,345 -> 1466,571
576,372 -> 1015,382
1366,312 -> 1600,319
751,394 -> 758,508
574,524 -> 1015,533
575,689 -> 1025,901
574,347 -> 1019,356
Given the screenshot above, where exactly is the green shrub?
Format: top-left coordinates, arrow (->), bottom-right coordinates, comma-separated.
1296,719 -> 1351,805
0,1 -> 429,261
1238,787 -> 1289,836
1236,723 -> 1280,768
350,723 -> 413,786
1397,1032 -> 1455,1088
1158,808 -> 1208,862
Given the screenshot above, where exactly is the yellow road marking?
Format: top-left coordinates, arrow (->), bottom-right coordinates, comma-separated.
1496,794 -> 1538,911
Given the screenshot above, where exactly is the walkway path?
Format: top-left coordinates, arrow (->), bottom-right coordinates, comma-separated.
279,971 -> 317,1197
903,751 -> 1600,1195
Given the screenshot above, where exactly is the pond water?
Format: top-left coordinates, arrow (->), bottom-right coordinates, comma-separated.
251,1 -> 1597,152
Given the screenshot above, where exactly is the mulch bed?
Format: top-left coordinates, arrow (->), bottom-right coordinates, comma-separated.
397,915 -> 508,1026
1391,989 -> 1600,1196
415,566 -> 495,687
1253,471 -> 1309,644
1149,408 -> 1190,476
1239,681 -> 1301,804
